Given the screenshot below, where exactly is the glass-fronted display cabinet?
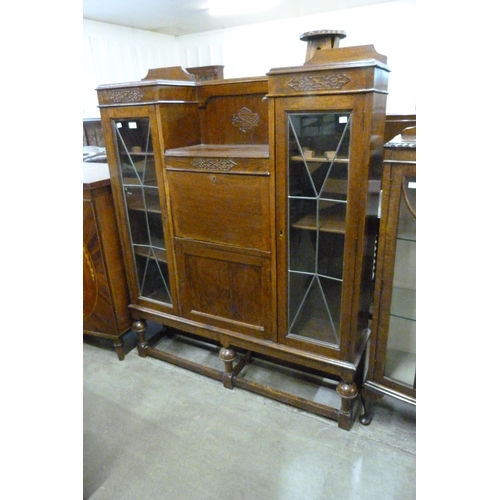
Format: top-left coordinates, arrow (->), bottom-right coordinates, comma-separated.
360,127 -> 416,424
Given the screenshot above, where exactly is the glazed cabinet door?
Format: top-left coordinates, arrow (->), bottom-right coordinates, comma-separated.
101,107 -> 177,312
372,162 -> 416,398
275,97 -> 376,360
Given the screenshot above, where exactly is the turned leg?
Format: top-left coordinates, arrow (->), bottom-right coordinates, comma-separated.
113,337 -> 125,361
219,346 -> 237,389
358,386 -> 383,425
358,390 -> 373,425
132,319 -> 148,357
336,380 -> 358,430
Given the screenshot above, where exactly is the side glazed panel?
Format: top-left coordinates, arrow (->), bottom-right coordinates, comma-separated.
372,162 -> 416,397
285,111 -> 351,349
275,95 -> 376,360
105,113 -> 176,308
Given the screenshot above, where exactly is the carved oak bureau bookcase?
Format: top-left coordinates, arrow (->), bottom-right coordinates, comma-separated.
96,32 -> 389,430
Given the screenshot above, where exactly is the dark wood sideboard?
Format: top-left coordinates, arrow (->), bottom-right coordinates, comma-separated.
83,163 -> 132,359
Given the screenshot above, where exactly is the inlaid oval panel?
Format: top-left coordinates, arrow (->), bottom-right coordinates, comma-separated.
83,244 -> 98,319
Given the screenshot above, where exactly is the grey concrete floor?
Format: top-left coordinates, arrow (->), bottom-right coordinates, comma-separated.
83,325 -> 416,500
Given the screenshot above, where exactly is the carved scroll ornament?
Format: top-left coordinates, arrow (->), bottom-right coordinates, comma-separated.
192,158 -> 237,171
231,107 -> 260,133
287,73 -> 351,92
106,88 -> 144,103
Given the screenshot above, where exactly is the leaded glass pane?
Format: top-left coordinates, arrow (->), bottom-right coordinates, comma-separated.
113,118 -> 172,305
287,112 -> 351,347
385,176 -> 416,386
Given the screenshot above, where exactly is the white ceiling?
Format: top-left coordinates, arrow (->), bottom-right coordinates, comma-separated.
82,0 -> 394,37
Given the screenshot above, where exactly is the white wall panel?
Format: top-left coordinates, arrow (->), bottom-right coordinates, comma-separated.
176,0 -> 416,113
83,19 -> 179,118
177,31 -> 225,69
84,1 -> 415,117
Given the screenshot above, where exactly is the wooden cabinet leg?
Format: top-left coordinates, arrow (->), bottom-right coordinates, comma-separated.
358,390 -> 373,425
133,319 -> 148,357
219,346 -> 237,389
113,338 -> 125,361
336,380 -> 358,430
358,386 -> 383,425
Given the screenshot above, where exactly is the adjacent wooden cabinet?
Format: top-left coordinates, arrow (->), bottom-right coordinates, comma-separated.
83,163 -> 132,359
384,114 -> 416,143
360,127 -> 416,424
96,34 -> 390,430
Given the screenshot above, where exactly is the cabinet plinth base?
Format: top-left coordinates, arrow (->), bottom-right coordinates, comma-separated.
133,325 -> 361,430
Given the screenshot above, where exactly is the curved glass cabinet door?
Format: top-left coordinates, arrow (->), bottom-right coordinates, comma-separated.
385,175 -> 416,387
112,118 -> 173,305
286,112 -> 351,347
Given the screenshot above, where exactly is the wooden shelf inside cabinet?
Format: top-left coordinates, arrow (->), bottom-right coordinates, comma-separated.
292,204 -> 346,234
290,156 -> 348,175
290,156 -> 349,163
125,199 -> 162,214
123,188 -> 162,213
121,152 -> 155,156
133,243 -> 167,263
119,154 -> 155,169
